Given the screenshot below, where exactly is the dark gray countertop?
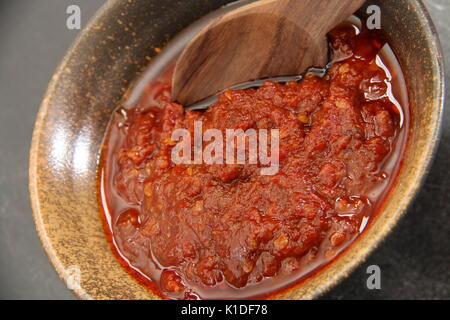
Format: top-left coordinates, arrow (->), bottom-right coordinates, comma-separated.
0,0 -> 448,300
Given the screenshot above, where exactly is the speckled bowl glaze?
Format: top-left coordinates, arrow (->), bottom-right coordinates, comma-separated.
29,0 -> 444,300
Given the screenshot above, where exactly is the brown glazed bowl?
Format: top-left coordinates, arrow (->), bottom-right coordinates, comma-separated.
29,0 -> 444,299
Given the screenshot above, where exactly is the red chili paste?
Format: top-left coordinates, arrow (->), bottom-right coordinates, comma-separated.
99,24 -> 408,299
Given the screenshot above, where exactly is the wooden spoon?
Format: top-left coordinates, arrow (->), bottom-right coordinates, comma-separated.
172,0 -> 365,106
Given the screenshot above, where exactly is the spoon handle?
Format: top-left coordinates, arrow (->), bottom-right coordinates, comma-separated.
250,0 -> 366,37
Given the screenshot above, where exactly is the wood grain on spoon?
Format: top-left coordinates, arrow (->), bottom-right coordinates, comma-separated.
172,0 -> 365,106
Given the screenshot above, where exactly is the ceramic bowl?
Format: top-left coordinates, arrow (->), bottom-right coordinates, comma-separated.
29,0 -> 444,299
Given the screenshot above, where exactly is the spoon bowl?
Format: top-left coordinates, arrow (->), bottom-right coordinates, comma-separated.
172,0 -> 365,105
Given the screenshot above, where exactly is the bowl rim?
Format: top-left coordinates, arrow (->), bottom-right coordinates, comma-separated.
29,0 -> 445,300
